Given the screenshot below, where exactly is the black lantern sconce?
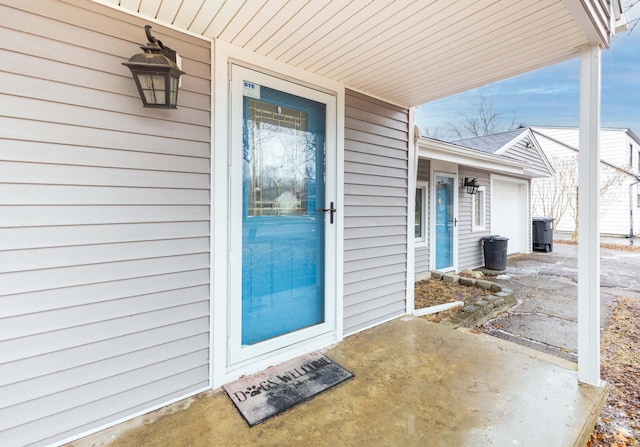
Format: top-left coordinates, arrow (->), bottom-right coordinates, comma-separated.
122,25 -> 185,108
463,177 -> 480,194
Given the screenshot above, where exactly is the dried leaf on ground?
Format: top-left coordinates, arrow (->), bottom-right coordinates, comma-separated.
414,279 -> 492,323
587,296 -> 640,447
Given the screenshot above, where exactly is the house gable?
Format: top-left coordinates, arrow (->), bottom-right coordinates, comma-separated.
453,128 -> 554,178
499,131 -> 555,178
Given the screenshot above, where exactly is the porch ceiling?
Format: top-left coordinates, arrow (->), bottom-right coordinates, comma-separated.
104,0 -> 602,107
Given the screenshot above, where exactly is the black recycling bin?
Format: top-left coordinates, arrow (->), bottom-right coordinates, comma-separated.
532,217 -> 555,252
481,235 -> 509,270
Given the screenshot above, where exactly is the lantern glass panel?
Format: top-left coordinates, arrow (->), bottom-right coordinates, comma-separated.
169,76 -> 179,105
137,73 -> 167,105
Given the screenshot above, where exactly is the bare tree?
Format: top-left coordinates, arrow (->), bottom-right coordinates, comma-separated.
450,96 -> 514,139
420,126 -> 450,140
624,1 -> 639,33
532,156 -> 578,230
533,156 -> 630,240
422,96 -> 519,141
567,165 -> 629,240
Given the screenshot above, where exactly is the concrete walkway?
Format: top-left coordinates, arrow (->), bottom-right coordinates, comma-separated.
67,317 -> 606,447
482,240 -> 640,362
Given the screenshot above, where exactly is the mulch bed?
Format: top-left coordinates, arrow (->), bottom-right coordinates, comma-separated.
414,278 -> 492,323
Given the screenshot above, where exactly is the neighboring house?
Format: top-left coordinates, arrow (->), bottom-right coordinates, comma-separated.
531,126 -> 640,237
414,128 -> 553,278
0,1 -> 624,446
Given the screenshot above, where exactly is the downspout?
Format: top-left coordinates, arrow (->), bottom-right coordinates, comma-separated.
629,177 -> 640,238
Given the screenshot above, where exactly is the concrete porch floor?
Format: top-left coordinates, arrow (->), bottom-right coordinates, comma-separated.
67,317 -> 607,447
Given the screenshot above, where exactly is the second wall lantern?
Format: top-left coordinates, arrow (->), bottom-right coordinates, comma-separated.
122,25 -> 185,108
463,177 -> 480,194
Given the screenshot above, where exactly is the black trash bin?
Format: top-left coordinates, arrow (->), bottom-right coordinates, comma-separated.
532,217 -> 555,252
481,235 -> 509,270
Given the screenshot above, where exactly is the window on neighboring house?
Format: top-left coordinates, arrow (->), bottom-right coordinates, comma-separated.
472,186 -> 486,231
630,143 -> 633,166
415,182 -> 428,243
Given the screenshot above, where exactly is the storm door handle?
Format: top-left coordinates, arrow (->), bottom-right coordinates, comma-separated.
318,202 -> 336,224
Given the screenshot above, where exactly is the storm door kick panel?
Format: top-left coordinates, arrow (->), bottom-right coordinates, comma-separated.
229,66 -> 337,365
434,172 -> 457,271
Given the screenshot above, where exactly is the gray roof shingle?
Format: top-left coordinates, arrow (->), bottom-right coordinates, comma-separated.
450,128 -> 528,154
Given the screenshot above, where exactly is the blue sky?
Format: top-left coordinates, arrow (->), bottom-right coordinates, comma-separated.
415,4 -> 640,140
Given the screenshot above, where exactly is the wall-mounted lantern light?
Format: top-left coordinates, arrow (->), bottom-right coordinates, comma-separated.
122,25 -> 185,108
464,177 -> 480,194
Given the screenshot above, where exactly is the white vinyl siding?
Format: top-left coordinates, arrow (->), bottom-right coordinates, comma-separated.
0,2 -> 211,446
532,127 -> 640,237
532,126 -> 632,169
343,90 -> 408,334
501,139 -> 551,177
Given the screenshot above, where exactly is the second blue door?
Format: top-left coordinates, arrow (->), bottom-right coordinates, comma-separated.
435,174 -> 455,270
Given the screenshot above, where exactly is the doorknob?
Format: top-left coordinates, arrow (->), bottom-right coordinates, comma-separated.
318,202 -> 336,224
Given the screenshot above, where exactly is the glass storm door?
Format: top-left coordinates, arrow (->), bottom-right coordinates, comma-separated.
230,66 -> 336,364
435,173 -> 456,270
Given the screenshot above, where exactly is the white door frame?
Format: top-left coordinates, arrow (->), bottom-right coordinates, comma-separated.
228,65 -> 337,366
429,161 -> 458,272
211,41 -> 345,387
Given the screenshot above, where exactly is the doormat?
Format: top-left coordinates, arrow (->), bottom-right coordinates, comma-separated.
223,351 -> 354,427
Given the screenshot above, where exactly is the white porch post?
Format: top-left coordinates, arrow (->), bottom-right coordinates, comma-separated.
406,117 -> 417,315
577,44 -> 602,386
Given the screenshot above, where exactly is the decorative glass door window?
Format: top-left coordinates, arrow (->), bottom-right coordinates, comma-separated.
245,100 -> 314,217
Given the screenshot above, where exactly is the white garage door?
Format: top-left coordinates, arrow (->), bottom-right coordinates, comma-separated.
492,179 -> 528,254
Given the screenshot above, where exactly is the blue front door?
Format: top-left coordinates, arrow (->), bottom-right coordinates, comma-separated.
435,174 -> 455,270
241,85 -> 326,345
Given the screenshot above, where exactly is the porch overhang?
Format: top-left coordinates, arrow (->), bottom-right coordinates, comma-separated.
95,0 -> 623,108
